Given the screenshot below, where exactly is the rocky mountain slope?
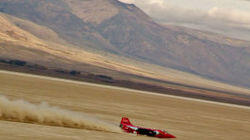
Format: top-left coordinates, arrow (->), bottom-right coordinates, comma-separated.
0,0 -> 249,88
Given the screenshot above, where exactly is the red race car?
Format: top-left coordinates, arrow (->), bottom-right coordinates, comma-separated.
120,117 -> 176,138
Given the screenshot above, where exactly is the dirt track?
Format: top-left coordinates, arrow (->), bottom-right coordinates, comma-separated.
0,71 -> 250,140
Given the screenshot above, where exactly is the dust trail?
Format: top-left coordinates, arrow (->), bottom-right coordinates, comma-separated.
0,96 -> 122,133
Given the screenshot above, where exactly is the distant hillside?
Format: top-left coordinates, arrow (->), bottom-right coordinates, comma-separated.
0,0 -> 250,89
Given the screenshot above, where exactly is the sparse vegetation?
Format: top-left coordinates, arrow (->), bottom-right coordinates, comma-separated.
9,60 -> 26,66
69,70 -> 81,75
0,58 -> 27,66
0,57 -> 249,106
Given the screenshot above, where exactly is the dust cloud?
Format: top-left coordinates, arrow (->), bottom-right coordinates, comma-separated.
0,96 -> 121,133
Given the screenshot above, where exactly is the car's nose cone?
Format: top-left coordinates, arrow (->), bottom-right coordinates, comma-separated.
165,133 -> 176,138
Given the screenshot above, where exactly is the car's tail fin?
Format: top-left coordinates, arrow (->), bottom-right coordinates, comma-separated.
120,117 -> 132,125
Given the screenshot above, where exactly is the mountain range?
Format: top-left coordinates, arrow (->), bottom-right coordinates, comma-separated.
0,0 -> 249,92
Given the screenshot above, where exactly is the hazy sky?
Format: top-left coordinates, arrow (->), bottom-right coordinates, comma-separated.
119,0 -> 250,41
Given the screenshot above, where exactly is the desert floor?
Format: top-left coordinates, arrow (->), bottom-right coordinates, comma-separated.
0,70 -> 250,140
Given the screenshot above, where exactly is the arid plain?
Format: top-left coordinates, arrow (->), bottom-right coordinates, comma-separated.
0,71 -> 250,140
